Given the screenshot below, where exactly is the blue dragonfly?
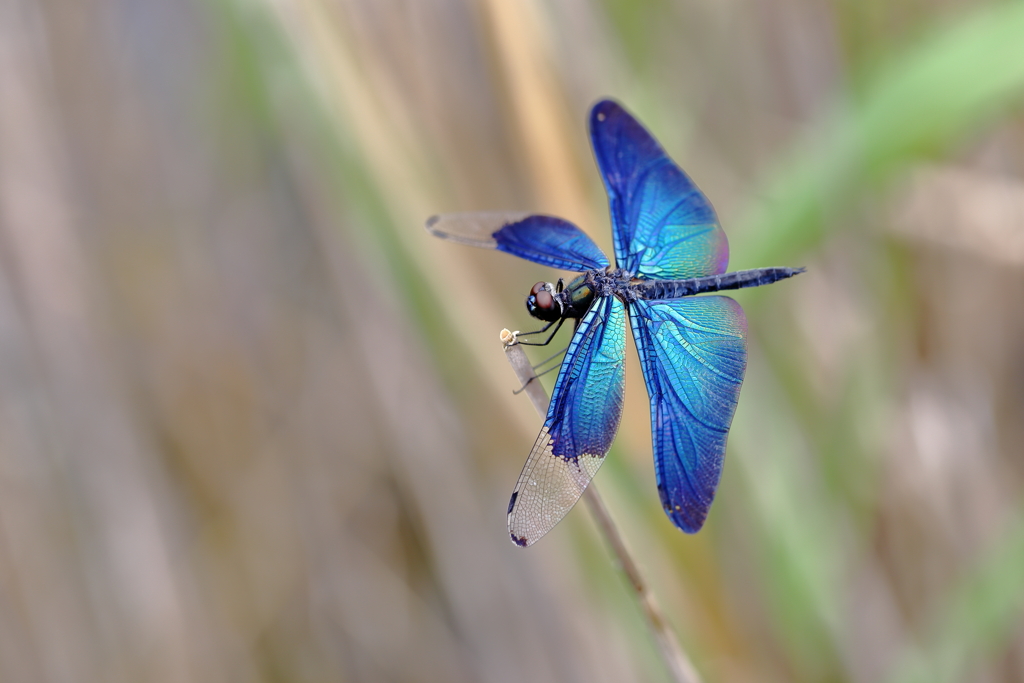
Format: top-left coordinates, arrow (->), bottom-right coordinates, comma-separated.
427,100 -> 803,547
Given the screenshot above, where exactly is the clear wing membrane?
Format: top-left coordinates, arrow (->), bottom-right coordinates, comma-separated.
508,296 -> 627,546
629,296 -> 747,533
589,100 -> 729,279
426,212 -> 608,272
425,212 -> 530,249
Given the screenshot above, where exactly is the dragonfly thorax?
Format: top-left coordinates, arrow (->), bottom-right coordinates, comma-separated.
526,268 -> 633,323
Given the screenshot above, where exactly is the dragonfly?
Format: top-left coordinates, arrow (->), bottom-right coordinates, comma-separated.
427,99 -> 803,547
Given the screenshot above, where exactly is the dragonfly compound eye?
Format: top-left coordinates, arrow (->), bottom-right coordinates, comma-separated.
526,284 -> 561,322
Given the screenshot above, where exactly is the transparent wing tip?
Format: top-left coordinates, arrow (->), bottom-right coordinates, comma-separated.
424,211 -> 533,249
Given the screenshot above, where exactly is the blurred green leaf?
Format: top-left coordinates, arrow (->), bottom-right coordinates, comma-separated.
740,1 -> 1024,267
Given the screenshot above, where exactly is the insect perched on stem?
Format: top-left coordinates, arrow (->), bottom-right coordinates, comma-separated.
427,100 -> 803,547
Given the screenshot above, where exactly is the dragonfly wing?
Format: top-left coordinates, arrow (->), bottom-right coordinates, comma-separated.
426,212 -> 608,271
589,100 -> 728,279
629,296 -> 747,532
508,295 -> 627,546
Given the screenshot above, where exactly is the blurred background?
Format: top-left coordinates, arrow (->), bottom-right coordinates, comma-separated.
0,0 -> 1023,681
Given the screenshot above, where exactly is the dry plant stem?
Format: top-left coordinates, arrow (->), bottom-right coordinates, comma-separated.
503,340 -> 704,683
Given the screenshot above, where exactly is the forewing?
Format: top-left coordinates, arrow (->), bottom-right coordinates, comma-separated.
629,296 -> 747,532
589,100 -> 729,279
426,212 -> 608,271
508,296 -> 627,546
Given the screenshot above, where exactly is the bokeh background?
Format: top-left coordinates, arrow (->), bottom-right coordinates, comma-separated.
1,0 -> 1023,681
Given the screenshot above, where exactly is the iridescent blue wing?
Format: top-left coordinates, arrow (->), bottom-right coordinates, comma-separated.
629,296 -> 747,532
426,212 -> 609,272
508,295 -> 627,546
589,100 -> 728,279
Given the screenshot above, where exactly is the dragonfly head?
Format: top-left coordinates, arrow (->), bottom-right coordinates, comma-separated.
526,281 -> 563,322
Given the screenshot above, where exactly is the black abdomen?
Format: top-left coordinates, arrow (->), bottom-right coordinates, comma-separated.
629,267 -> 805,300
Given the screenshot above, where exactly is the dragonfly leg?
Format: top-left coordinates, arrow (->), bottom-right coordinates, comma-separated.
511,344 -> 570,394
513,363 -> 561,394
532,346 -> 568,372
515,317 -> 567,347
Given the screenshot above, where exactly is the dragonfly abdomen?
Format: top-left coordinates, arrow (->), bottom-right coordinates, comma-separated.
631,267 -> 805,300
